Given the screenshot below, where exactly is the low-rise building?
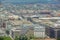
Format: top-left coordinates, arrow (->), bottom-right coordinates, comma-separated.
34,24 -> 46,38
0,29 -> 6,36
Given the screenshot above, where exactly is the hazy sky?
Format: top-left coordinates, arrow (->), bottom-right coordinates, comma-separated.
1,0 -> 59,4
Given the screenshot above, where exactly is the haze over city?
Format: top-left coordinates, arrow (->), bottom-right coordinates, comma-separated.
0,0 -> 60,40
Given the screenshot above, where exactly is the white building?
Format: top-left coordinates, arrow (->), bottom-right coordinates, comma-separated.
34,24 -> 46,38
0,29 -> 6,36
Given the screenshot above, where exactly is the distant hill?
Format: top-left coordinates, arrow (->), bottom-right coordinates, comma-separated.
1,0 -> 60,4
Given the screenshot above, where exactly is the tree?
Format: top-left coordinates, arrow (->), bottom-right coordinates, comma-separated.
0,37 -> 4,40
0,36 -> 12,40
14,36 -> 19,40
19,35 -> 28,40
6,30 -> 10,35
57,37 -> 60,40
30,35 -> 34,39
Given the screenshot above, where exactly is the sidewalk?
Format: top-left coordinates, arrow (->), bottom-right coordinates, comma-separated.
34,38 -> 56,40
